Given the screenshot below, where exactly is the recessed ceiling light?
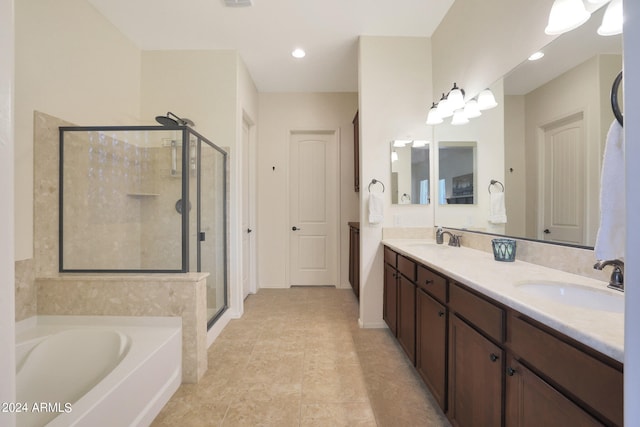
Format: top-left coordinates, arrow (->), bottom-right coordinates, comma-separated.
528,51 -> 545,61
291,48 -> 306,59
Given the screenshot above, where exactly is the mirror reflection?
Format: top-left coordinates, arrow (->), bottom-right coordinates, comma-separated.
390,140 -> 430,205
438,142 -> 476,205
433,4 -> 622,247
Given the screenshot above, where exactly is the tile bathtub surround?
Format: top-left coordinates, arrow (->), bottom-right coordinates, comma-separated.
36,273 -> 208,383
383,227 -> 609,282
152,288 -> 450,427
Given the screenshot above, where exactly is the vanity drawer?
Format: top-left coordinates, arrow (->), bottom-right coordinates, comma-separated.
384,246 -> 397,267
417,264 -> 447,303
508,314 -> 623,426
397,255 -> 416,282
449,283 -> 504,343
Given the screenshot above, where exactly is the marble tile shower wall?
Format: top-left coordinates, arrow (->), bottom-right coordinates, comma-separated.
14,111 -> 210,383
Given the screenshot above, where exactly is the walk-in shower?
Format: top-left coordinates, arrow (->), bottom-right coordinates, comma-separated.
59,123 -> 228,327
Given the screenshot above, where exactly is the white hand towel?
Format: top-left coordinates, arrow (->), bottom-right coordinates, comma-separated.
595,120 -> 625,260
369,193 -> 384,224
489,192 -> 507,224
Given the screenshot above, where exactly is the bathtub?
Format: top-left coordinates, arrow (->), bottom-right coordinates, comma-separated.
15,315 -> 182,427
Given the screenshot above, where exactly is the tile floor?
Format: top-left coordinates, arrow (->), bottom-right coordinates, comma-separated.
151,287 -> 450,426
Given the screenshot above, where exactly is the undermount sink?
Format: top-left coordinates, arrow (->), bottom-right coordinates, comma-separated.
515,280 -> 624,313
404,242 -> 448,249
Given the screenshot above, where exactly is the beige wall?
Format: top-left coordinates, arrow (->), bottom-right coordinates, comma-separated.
504,95 -> 526,237
358,36 -> 434,327
256,93 -> 358,289
15,0 -> 142,261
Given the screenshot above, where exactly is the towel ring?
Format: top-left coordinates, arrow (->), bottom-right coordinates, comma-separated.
488,180 -> 504,194
611,71 -> 623,127
368,179 -> 385,193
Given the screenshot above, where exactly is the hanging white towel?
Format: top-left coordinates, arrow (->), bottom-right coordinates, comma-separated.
369,193 -> 384,224
489,192 -> 507,224
595,120 -> 625,260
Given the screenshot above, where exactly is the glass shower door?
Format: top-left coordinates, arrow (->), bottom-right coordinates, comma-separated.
197,137 -> 228,326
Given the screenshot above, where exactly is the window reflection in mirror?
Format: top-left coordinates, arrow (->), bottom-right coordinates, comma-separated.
438,142 -> 476,205
390,141 -> 430,205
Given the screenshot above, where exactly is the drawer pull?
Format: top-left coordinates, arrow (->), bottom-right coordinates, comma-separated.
507,367 -> 516,376
489,353 -> 499,362
438,311 -> 445,317
425,279 -> 434,285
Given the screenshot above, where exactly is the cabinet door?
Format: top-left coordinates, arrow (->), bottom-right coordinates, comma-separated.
505,356 -> 602,427
416,288 -> 447,410
448,315 -> 503,427
397,274 -> 416,364
383,262 -> 398,335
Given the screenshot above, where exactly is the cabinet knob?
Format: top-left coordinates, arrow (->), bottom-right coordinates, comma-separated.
438,311 -> 445,317
425,279 -> 433,285
507,367 -> 516,376
489,353 -> 499,362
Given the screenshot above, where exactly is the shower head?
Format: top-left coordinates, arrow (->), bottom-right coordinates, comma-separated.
155,112 -> 195,127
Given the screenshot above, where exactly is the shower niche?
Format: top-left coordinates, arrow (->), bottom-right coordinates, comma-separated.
59,124 -> 228,327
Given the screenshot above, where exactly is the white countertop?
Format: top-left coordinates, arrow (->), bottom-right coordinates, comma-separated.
382,239 -> 624,363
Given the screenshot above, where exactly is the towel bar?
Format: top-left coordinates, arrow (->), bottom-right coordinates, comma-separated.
368,179 -> 385,193
611,71 -> 623,127
488,180 -> 504,194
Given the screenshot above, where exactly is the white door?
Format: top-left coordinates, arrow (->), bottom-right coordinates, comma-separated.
242,119 -> 253,299
541,113 -> 585,244
289,131 -> 338,286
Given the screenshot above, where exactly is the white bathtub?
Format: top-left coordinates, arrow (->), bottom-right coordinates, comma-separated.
15,315 -> 182,427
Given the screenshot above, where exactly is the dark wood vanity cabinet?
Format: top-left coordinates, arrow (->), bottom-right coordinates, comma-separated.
505,355 -> 602,427
383,248 -> 398,335
381,244 -> 623,427
416,288 -> 447,410
348,222 -> 359,299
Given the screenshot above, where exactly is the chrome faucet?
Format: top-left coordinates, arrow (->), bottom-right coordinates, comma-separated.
593,259 -> 624,292
436,228 -> 461,247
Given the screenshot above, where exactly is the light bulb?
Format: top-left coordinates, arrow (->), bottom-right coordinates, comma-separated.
451,109 -> 469,126
447,83 -> 465,111
598,0 -> 622,36
477,89 -> 498,110
426,103 -> 443,125
464,99 -> 482,119
545,0 -> 591,35
437,94 -> 454,118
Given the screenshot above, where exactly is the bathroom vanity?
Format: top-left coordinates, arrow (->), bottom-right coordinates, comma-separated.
382,240 -> 623,427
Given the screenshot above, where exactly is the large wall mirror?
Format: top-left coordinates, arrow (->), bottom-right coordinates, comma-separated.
390,140 -> 431,205
434,4 -> 622,247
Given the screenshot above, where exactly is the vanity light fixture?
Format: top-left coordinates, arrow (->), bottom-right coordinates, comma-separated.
477,89 -> 498,110
426,102 -> 443,125
451,109 -> 469,126
545,0 -> 591,35
463,99 -> 482,119
291,48 -> 306,59
447,83 -> 466,111
597,0 -> 622,36
437,93 -> 454,118
528,51 -> 545,61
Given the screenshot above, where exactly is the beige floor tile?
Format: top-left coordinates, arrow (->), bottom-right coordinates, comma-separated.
152,287 -> 450,427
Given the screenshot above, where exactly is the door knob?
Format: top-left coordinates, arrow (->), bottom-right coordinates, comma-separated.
543,229 -> 551,234
507,367 -> 516,376
247,228 -> 253,233
292,226 -> 302,231
489,353 -> 499,362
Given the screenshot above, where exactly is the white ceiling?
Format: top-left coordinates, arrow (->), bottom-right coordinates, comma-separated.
88,0 -> 454,93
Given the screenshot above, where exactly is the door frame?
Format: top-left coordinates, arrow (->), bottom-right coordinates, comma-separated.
242,112 -> 257,298
286,129 -> 340,288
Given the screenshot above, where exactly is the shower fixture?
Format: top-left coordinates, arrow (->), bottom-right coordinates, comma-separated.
155,112 -> 195,127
